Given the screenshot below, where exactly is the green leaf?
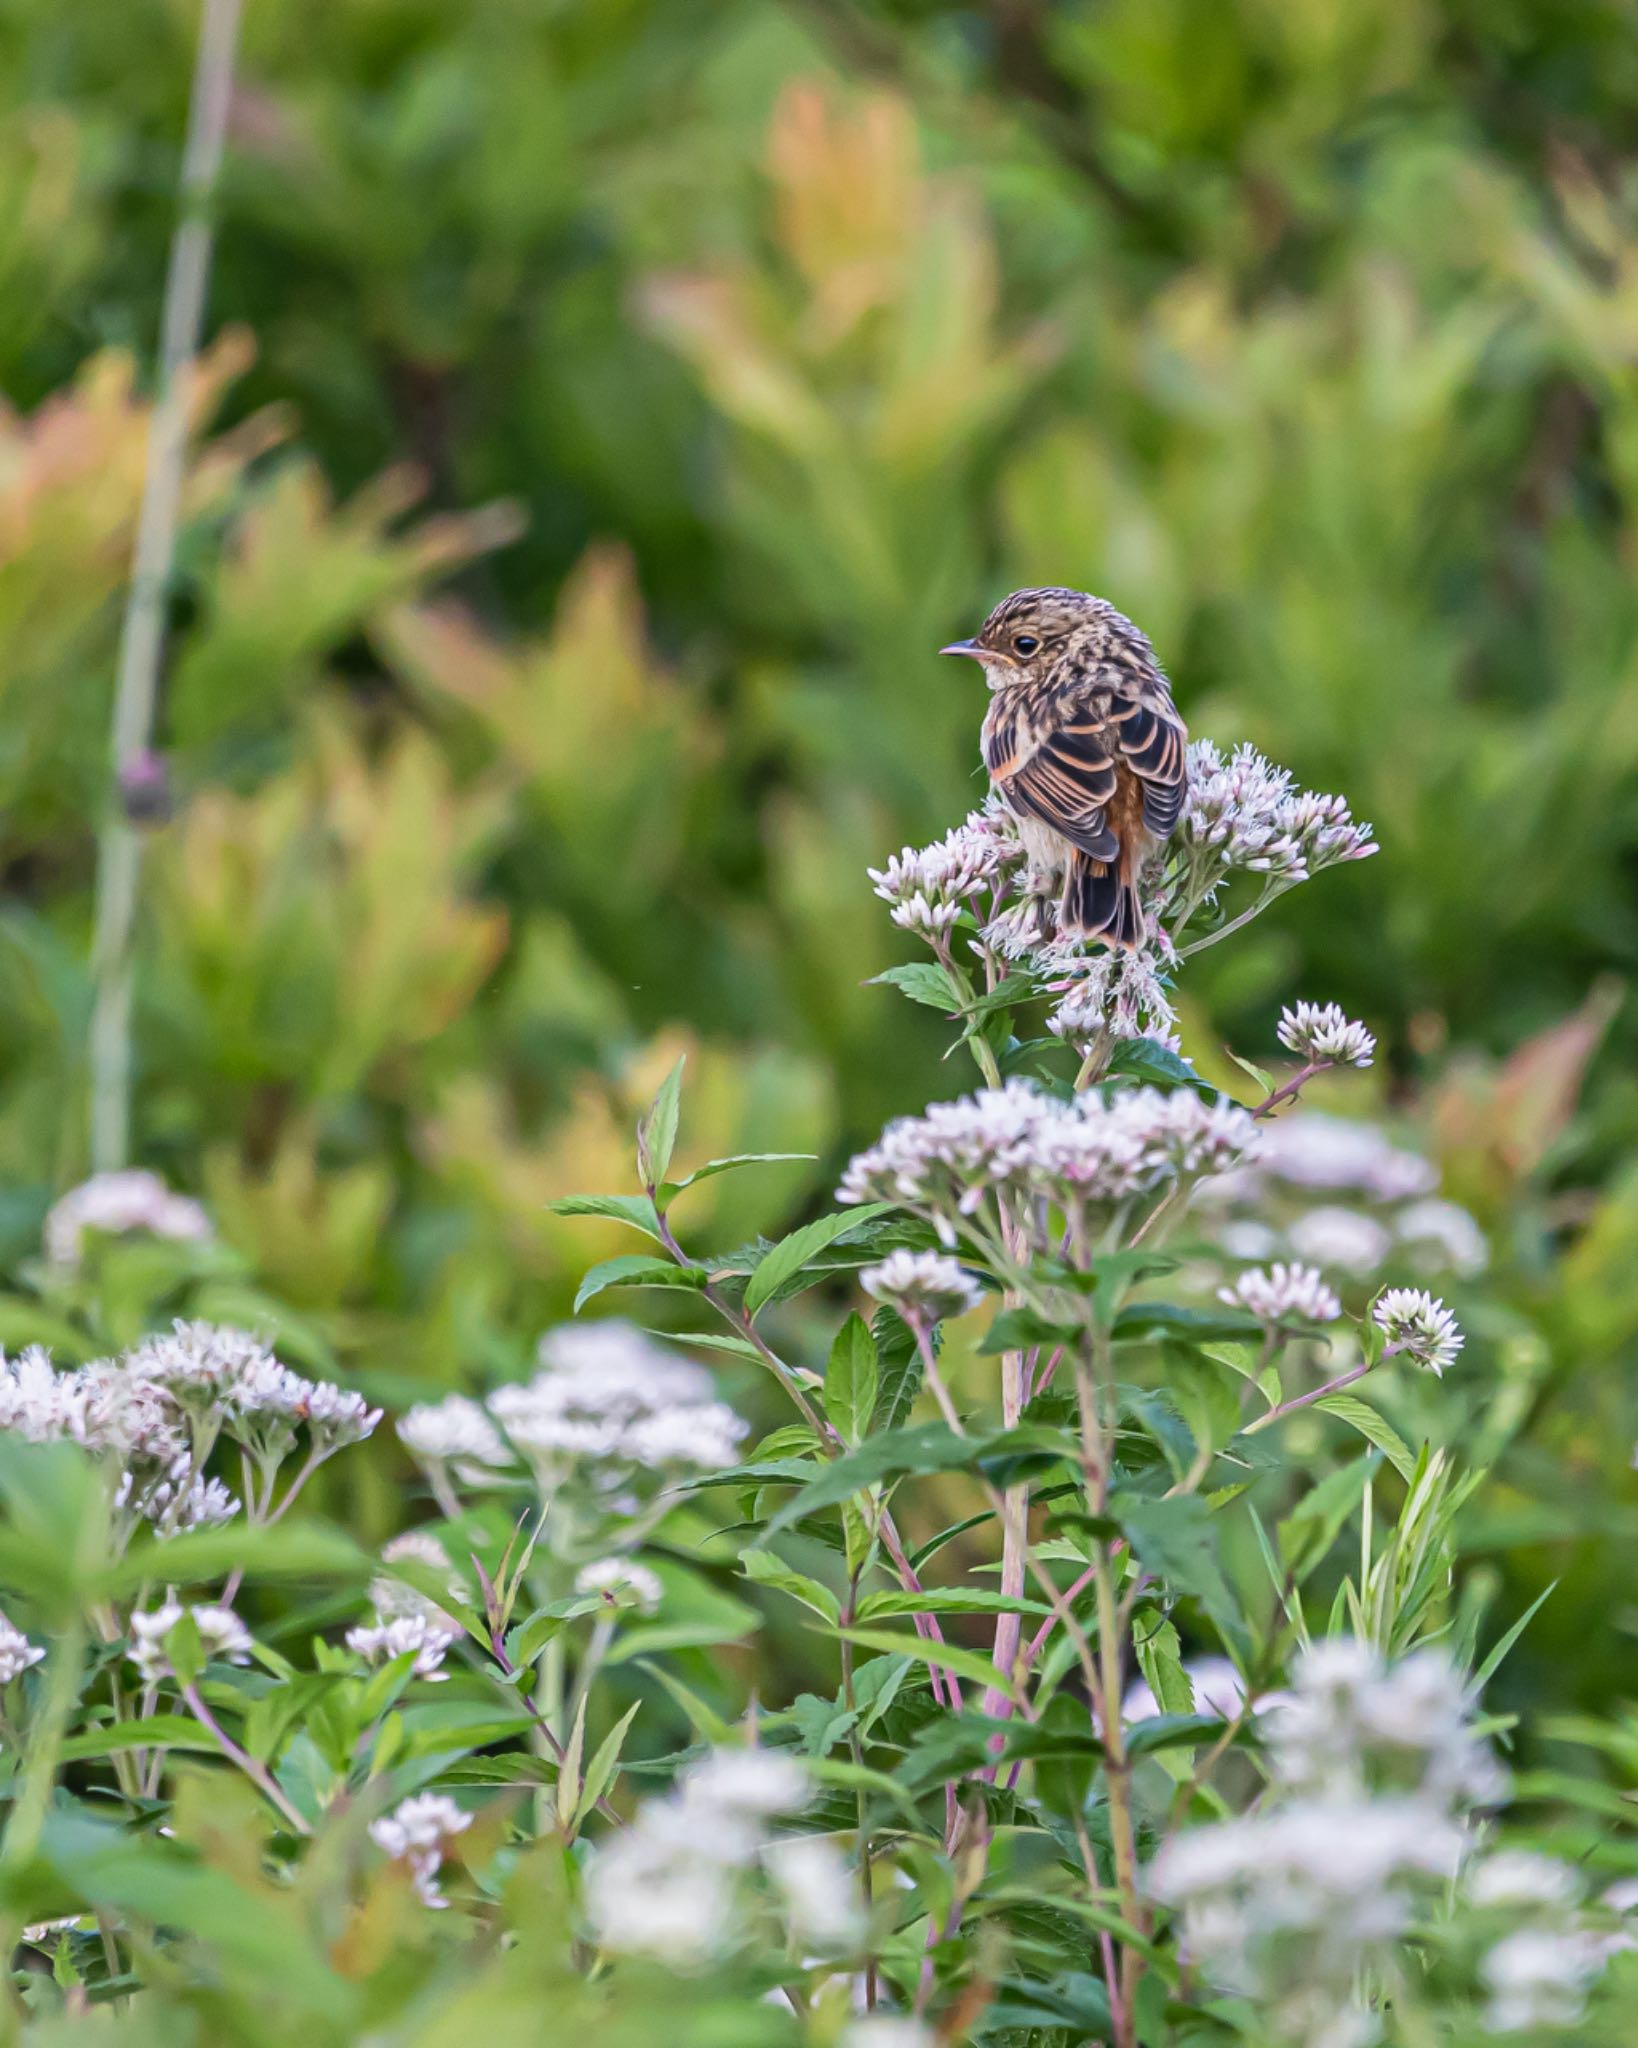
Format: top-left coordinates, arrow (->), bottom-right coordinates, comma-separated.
857,1587 -> 1050,1620
837,1625 -> 1015,1698
1116,1493 -> 1246,1657
873,1307 -> 926,1430
1278,1452 -> 1380,1580
109,1519 -> 367,1596
544,1193 -> 664,1241
1474,1581 -> 1557,1690
1107,1037 -> 1212,1094
636,1056 -> 685,1190
824,1312 -> 879,1445
864,962 -> 962,1012
1134,1617 -> 1194,1719
58,1716 -> 220,1761
658,1153 -> 815,1198
978,1305 -> 1079,1354
1315,1393 -> 1417,1482
743,1204 -> 894,1318
1114,1302 -> 1262,1343
1223,1046 -> 1275,1098
739,1548 -> 841,1625
574,1701 -> 642,1832
572,1255 -> 704,1312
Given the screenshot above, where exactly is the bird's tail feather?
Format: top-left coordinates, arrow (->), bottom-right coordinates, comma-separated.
1060,853 -> 1144,950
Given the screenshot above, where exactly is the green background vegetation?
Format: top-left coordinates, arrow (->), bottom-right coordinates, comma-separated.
0,0 -> 1635,1728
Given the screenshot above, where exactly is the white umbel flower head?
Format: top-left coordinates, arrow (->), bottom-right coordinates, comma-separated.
575,1557 -> 664,1614
762,1834 -> 861,1949
346,1612 -> 460,1682
683,1746 -> 810,1818
1467,1849 -> 1584,1910
1046,949 -> 1178,1050
1277,1002 -> 1376,1069
1218,1262 -> 1342,1325
859,1249 -> 983,1324
396,1393 -> 511,1476
869,808 -> 1019,945
838,1081 -> 1258,1247
44,1170 -> 212,1269
0,1610 -> 45,1684
841,2024 -> 935,2048
1481,1927 -> 1605,2034
1371,1288 -> 1463,1376
127,1601 -> 253,1684
369,1792 -> 472,1909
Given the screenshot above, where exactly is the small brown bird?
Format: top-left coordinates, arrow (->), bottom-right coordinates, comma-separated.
942,587 -> 1188,949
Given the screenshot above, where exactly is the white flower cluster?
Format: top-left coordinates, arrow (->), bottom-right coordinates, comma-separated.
575,1557 -> 664,1614
1371,1288 -> 1464,1376
1046,948 -> 1179,1051
1176,742 -> 1376,897
1150,1639 -> 1500,2048
0,1326 -> 379,1538
493,1322 -> 747,1479
839,1080 -> 1258,1246
351,1531 -> 467,1678
586,1746 -> 855,1967
868,806 -> 1019,944
1218,1262 -> 1341,1326
1462,1852 -> 1632,2033
395,1393 -> 510,1477
0,1609 -> 45,1685
860,1249 -> 983,1324
1195,1111 -> 1486,1283
346,1613 -> 459,1682
127,1601 -> 253,1686
43,1170 -> 212,1269
1276,1002 -> 1376,1070
369,1793 -> 472,1910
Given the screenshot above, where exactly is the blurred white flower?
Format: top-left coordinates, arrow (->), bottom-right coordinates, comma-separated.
841,2023 -> 935,2048
1468,1849 -> 1584,1910
762,1835 -> 860,1949
1392,1198 -> 1488,1277
1371,1289 -> 1463,1376
44,1170 -> 211,1269
575,1557 -> 664,1614
1218,1262 -> 1341,1326
1276,1002 -> 1376,1070
345,1613 -> 459,1682
0,1610 -> 45,1684
396,1394 -> 511,1475
860,1249 -> 983,1323
1287,1206 -> 1394,1276
1122,1655 -> 1267,1725
1255,1114 -> 1437,1201
371,1531 -> 464,1624
370,1793 -> 471,1909
683,1747 -> 810,1818
487,1322 -> 747,1483
128,1601 -> 252,1685
1481,1927 -> 1605,2034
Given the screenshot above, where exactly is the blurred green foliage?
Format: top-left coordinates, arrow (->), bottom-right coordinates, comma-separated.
0,0 -> 1635,1718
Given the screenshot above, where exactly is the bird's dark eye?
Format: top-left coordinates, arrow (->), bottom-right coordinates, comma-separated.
1012,633 -> 1041,657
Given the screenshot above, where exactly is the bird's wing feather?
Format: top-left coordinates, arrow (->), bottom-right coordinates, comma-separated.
989,693 -> 1121,860
1106,694 -> 1188,837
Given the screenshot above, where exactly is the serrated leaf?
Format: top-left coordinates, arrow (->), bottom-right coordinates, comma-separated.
824,1313 -> 879,1445
978,1305 -> 1080,1354
743,1204 -> 894,1318
857,1587 -> 1050,1620
838,1625 -> 1018,1698
544,1193 -> 664,1240
739,1548 -> 841,1625
636,1056 -> 685,1190
1116,1493 -> 1246,1657
658,1153 -> 815,1198
572,1255 -> 704,1312
872,1307 -> 925,1430
864,962 -> 962,1011
1107,1037 -> 1212,1095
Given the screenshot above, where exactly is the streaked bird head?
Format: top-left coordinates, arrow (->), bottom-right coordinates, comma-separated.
940,586 -> 1122,689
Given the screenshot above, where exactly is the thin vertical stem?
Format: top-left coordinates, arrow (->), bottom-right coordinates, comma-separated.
88,0 -> 244,1170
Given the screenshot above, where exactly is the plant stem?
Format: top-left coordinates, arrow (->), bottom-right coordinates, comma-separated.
180,1681 -> 311,1836
1244,1358 -> 1373,1432
88,0 -> 243,1170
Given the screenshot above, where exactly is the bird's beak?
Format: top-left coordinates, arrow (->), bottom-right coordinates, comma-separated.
940,639 -> 984,660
